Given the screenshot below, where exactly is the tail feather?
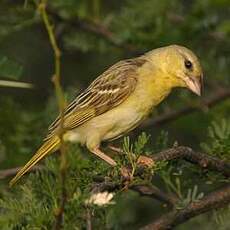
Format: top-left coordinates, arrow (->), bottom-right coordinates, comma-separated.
9,136 -> 60,187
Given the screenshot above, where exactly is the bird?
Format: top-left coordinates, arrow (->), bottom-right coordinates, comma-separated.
9,44 -> 203,186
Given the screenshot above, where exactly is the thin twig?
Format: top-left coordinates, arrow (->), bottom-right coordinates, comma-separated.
130,184 -> 178,208
141,184 -> 230,230
0,80 -> 33,89
38,1 -> 67,229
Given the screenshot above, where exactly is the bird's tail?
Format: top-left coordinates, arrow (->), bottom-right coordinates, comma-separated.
9,136 -> 60,187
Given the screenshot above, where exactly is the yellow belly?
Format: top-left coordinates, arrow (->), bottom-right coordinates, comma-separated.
64,73 -> 171,147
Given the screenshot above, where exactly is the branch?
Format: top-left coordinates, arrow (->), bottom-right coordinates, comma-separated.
90,180 -> 177,208
150,146 -> 230,177
89,146 -> 229,208
130,184 -> 178,208
2,146 -> 229,229
2,146 -> 228,180
142,88 -> 230,128
141,184 -> 230,230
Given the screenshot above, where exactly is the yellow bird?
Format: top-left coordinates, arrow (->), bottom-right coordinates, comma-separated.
10,45 -> 203,186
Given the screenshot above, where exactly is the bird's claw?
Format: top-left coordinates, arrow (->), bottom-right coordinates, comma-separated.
137,155 -> 155,167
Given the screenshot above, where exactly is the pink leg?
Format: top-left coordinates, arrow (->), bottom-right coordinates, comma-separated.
107,144 -> 123,154
137,155 -> 155,167
91,147 -> 117,166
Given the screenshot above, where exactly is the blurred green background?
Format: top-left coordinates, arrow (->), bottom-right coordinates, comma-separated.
0,0 -> 229,229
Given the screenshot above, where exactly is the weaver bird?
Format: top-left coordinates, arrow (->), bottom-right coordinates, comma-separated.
10,45 -> 203,186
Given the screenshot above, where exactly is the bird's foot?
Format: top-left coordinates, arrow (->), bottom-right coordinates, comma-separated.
137,155 -> 155,167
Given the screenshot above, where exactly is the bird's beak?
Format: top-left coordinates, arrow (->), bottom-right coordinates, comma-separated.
184,76 -> 202,96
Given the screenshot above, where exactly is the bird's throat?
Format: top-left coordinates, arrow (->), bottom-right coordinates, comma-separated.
142,75 -> 173,109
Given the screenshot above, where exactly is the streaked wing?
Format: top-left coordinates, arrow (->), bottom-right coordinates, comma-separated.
45,57 -> 145,139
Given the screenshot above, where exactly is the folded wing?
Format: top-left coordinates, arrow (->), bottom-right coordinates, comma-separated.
46,58 -> 145,139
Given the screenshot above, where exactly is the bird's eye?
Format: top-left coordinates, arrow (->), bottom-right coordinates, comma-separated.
184,60 -> 193,70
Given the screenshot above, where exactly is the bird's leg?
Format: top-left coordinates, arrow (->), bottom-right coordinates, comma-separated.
137,155 -> 155,167
107,144 -> 154,167
107,144 -> 123,154
91,147 -> 117,166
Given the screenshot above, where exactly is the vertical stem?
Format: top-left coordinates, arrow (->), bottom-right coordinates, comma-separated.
92,0 -> 101,22
38,1 -> 67,229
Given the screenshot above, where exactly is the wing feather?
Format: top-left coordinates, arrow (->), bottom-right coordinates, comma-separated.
45,57 -> 146,139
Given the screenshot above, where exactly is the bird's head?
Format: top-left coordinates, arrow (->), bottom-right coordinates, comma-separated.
147,45 -> 203,96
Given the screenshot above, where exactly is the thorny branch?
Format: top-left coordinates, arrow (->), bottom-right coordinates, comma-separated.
90,146 -> 230,229
2,146 -> 229,182
1,145 -> 229,228
90,146 -> 230,194
150,146 -> 230,177
141,185 -> 230,230
38,1 -> 67,229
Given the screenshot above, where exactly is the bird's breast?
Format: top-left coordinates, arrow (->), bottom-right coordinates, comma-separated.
65,74 -> 172,144
101,86 -> 169,141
